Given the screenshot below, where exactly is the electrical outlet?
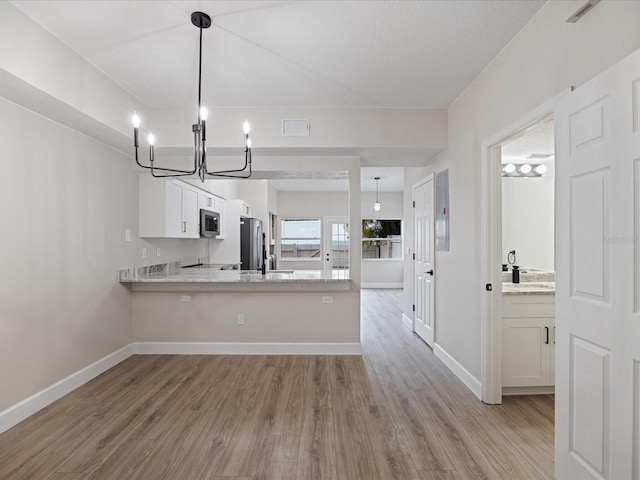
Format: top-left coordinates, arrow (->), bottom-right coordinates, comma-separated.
125,229 -> 131,242
180,295 -> 191,302
322,296 -> 333,304
142,247 -> 147,258
156,247 -> 161,257
238,313 -> 245,325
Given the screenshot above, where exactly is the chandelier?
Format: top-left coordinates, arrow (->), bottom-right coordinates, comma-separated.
132,11 -> 252,181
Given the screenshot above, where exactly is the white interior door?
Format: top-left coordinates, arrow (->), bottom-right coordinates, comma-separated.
413,175 -> 435,347
555,48 -> 640,480
323,217 -> 350,272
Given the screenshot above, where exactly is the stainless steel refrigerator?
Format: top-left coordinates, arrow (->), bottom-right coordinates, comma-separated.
240,217 -> 263,270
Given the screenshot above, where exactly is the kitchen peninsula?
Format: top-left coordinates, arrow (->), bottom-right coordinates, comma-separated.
119,262 -> 360,355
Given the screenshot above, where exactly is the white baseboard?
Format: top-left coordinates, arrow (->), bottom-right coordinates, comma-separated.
434,343 -> 482,400
0,344 -> 133,435
132,342 -> 362,355
402,313 -> 414,331
361,283 -> 403,289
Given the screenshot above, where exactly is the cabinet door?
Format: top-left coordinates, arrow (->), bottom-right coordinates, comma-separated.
199,192 -> 214,211
502,317 -> 553,387
182,185 -> 199,238
165,180 -> 184,237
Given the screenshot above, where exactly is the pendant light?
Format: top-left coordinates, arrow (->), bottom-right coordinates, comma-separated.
132,11 -> 252,181
373,177 -> 382,212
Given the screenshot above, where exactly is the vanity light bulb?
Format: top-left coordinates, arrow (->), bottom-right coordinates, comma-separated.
534,164 -> 547,175
147,133 -> 155,145
246,138 -> 252,148
199,106 -> 208,121
519,164 -> 532,174
132,113 -> 141,128
503,163 -> 516,174
243,121 -> 251,134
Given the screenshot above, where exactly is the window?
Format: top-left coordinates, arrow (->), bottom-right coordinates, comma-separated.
362,219 -> 402,259
280,219 -> 321,260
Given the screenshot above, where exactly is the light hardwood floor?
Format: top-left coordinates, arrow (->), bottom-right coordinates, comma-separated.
0,289 -> 554,479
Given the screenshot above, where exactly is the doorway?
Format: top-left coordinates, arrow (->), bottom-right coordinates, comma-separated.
479,91 -> 566,405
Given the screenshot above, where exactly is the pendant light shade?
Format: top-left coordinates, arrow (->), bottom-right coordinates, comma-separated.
373,177 -> 382,212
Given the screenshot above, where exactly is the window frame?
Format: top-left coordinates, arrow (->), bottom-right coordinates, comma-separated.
361,218 -> 403,261
279,217 -> 323,262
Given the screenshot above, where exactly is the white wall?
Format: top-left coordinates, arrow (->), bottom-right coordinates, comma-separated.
403,0 -> 640,381
0,98 -> 200,412
502,172 -> 555,271
361,192 -> 404,287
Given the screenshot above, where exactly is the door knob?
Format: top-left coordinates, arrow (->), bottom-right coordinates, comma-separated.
426,270 -> 434,276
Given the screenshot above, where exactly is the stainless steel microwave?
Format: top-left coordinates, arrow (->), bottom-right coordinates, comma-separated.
200,209 -> 220,237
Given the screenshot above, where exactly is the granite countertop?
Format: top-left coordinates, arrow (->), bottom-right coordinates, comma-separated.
502,281 -> 555,295
119,262 -> 349,284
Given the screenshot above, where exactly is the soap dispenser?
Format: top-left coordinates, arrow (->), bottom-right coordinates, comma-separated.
512,265 -> 520,284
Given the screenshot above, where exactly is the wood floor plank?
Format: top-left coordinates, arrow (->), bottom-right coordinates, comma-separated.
0,289 -> 554,480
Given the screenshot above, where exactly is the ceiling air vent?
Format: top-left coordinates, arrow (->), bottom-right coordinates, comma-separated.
282,118 -> 310,137
527,153 -> 554,160
566,0 -> 600,23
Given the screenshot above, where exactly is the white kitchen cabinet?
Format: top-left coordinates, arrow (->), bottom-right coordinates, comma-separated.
199,191 -> 215,211
139,175 -> 200,238
502,294 -> 555,390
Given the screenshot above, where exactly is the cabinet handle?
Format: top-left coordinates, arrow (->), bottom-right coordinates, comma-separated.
553,326 -> 556,344
544,326 -> 549,345
182,221 -> 186,233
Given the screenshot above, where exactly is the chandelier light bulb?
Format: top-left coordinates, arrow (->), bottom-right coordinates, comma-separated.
246,138 -> 252,148
503,163 -> 516,174
519,164 -> 532,174
199,106 -> 208,121
132,113 -> 141,128
243,121 -> 251,134
534,164 -> 547,175
147,133 -> 155,146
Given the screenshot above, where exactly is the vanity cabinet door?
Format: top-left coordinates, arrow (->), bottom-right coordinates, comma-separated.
502,316 -> 554,387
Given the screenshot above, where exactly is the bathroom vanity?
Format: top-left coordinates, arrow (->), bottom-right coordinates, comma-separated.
501,271 -> 555,395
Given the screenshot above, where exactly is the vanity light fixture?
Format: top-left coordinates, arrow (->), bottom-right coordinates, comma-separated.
373,177 -> 382,212
132,11 -> 252,181
502,163 -> 547,178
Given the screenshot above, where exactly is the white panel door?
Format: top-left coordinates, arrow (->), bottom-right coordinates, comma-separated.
555,48 -> 640,480
413,175 -> 435,347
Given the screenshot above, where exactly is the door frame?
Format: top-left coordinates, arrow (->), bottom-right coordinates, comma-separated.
479,89 -> 570,404
412,174 -> 435,343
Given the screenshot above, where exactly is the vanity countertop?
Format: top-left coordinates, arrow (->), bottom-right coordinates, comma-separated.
502,281 -> 555,295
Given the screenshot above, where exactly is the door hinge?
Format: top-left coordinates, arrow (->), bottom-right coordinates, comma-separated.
412,304 -> 415,312
485,283 -> 493,291
412,253 -> 415,260
412,201 -> 415,208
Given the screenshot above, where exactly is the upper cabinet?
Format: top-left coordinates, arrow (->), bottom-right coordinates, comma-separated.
139,175 -> 223,238
139,176 -> 200,238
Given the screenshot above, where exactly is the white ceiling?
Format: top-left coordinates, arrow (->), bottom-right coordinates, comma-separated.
501,117 -> 554,164
13,0 -> 546,109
